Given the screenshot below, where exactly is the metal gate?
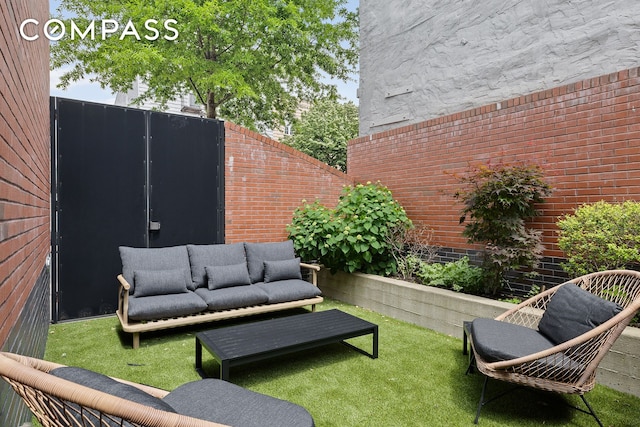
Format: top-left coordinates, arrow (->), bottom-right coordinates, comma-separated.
51,97 -> 225,321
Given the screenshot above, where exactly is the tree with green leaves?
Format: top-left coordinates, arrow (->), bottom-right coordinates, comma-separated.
51,0 -> 358,131
282,98 -> 357,170
453,162 -> 552,295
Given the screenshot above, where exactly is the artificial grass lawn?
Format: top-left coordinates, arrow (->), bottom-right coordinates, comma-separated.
44,299 -> 640,427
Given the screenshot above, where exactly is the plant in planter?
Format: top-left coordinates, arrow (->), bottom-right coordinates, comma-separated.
557,200 -> 640,276
453,162 -> 552,295
288,181 -> 412,276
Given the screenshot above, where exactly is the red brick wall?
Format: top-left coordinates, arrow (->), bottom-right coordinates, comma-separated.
0,0 -> 50,347
348,68 -> 640,259
224,122 -> 353,243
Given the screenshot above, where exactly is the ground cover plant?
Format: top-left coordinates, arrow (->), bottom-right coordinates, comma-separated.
44,299 -> 639,426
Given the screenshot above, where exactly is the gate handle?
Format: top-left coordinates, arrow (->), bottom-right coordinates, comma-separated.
149,221 -> 161,232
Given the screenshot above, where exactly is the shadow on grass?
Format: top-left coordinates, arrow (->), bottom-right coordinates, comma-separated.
449,344 -> 597,426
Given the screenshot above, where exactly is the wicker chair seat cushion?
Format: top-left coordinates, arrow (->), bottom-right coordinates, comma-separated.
254,279 -> 323,304
471,318 -> 585,378
127,292 -> 208,321
163,378 -> 315,427
471,318 -> 555,363
538,283 -> 623,345
194,285 -> 269,310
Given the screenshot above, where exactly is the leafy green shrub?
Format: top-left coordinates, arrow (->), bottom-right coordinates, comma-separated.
413,257 -> 483,294
453,162 -> 552,295
288,182 -> 412,275
557,200 -> 640,276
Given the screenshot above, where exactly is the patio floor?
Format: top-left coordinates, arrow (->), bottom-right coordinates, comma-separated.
44,299 -> 640,427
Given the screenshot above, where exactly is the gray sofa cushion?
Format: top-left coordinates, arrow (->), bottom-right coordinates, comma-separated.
120,246 -> 194,292
205,263 -> 251,290
245,241 -> 296,283
538,283 -> 623,345
163,379 -> 314,427
50,366 -> 175,427
471,318 -> 556,363
255,279 -> 322,304
187,243 -> 247,288
195,285 -> 269,311
127,292 -> 207,321
264,258 -> 302,283
133,268 -> 190,297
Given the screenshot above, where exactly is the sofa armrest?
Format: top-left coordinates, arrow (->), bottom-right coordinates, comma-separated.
117,274 -> 131,325
300,263 -> 321,286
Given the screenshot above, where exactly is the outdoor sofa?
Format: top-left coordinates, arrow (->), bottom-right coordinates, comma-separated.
117,240 -> 323,348
0,351 -> 315,427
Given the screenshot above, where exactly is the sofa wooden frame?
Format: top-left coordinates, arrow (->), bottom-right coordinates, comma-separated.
116,263 -> 323,349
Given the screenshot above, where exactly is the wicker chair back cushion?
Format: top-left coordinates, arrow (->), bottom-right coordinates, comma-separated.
51,367 -> 175,410
538,283 -> 623,345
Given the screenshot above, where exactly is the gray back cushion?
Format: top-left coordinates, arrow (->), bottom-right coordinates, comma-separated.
538,283 -> 623,345
187,243 -> 247,288
244,241 -> 296,283
120,246 -> 193,293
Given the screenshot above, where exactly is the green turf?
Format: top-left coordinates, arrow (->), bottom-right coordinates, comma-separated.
44,299 -> 640,426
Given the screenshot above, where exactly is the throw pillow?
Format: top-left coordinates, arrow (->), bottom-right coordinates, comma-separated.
244,241 -> 296,283
538,283 -> 623,345
133,269 -> 189,297
264,258 -> 302,283
205,263 -> 251,290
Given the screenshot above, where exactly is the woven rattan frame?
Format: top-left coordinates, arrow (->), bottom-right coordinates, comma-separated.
0,352 -> 228,427
468,269 -> 640,425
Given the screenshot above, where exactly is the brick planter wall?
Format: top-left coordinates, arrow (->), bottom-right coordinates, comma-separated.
0,1 -> 51,425
348,67 -> 640,288
224,122 -> 353,243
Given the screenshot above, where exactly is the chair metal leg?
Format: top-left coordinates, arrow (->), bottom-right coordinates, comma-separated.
474,377 -> 489,424
580,395 -> 604,427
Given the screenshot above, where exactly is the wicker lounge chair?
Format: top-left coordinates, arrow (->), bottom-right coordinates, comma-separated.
466,269 -> 640,426
0,352 -> 314,427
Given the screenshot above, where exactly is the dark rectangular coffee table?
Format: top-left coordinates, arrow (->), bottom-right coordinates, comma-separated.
195,309 -> 378,381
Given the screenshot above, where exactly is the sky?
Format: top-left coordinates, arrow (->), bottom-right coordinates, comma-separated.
48,0 -> 360,105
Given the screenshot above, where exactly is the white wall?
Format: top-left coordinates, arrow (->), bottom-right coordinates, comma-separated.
358,0 -> 640,135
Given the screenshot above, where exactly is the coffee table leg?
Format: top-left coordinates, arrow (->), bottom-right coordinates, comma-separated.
373,325 -> 379,359
195,337 -> 204,378
221,361 -> 229,381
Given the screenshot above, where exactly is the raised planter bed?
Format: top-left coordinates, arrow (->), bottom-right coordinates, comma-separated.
318,269 -> 640,398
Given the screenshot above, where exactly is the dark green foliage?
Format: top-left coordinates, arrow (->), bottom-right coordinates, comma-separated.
412,256 -> 484,294
453,163 -> 552,295
557,200 -> 640,276
288,182 -> 412,275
